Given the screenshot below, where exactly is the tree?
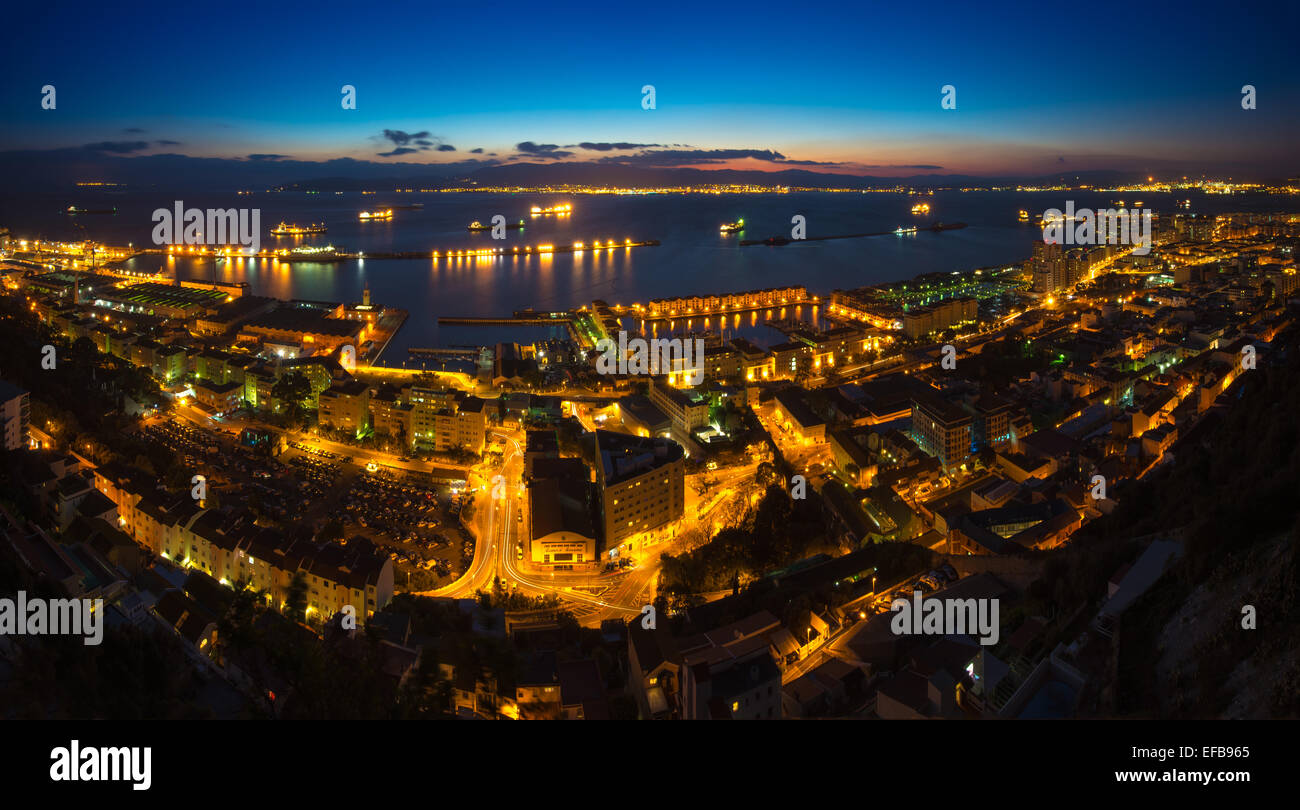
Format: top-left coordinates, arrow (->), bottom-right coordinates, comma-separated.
793,355 -> 812,387
272,371 -> 313,426
285,572 -> 309,624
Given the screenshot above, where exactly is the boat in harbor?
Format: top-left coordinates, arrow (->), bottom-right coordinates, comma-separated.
468,219 -> 525,231
389,203 -> 424,210
762,236 -> 790,246
359,209 -> 393,221
65,205 -> 117,215
1018,210 -> 1030,222
720,218 -> 745,234
529,203 -> 572,215
274,244 -> 348,262
271,221 -> 327,236
911,203 -> 931,215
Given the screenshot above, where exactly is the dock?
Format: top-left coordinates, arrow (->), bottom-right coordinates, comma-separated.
438,315 -> 573,326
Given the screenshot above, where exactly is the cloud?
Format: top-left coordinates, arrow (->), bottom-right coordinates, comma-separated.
515,141 -> 574,158
470,148 -> 484,154
82,141 -> 150,154
155,140 -> 181,146
576,142 -> 662,151
123,127 -> 145,134
378,147 -> 419,157
382,129 -> 430,146
247,153 -> 290,161
436,144 -> 456,152
598,148 -> 789,167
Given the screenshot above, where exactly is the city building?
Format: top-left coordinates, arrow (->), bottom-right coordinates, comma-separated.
318,379 -> 371,437
0,379 -> 31,450
526,457 -> 599,567
910,386 -> 973,470
595,430 -> 685,550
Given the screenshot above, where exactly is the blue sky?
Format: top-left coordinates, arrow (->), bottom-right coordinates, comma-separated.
2,0 -> 1296,177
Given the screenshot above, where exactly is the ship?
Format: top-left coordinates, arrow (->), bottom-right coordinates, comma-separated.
720,218 -> 745,234
274,244 -> 348,262
65,205 -> 117,215
911,203 -> 931,215
929,222 -> 967,232
359,209 -> 393,221
1018,210 -> 1029,222
271,221 -> 327,236
529,203 -> 573,215
389,203 -> 424,210
1037,213 -> 1084,227
468,220 -> 525,231
762,236 -> 790,246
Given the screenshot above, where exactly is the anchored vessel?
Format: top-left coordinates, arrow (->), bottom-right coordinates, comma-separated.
468,220 -> 525,231
359,209 -> 393,221
720,218 -> 745,233
911,203 -> 931,215
65,205 -> 116,215
271,221 -> 327,236
529,203 -> 572,215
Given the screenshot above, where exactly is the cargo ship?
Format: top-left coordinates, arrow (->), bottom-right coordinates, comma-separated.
271,221 -> 327,236
390,203 -> 424,210
1018,210 -> 1029,222
529,203 -> 572,215
274,244 -> 347,262
468,219 -> 525,231
911,203 -> 931,215
720,218 -> 745,234
65,205 -> 117,215
359,209 -> 393,221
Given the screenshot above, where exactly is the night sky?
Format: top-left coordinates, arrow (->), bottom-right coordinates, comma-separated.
2,0 -> 1297,180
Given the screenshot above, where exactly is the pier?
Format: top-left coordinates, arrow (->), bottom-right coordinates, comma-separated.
408,347 -> 481,358
613,285 -> 815,320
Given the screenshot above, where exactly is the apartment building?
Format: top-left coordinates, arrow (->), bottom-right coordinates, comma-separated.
595,430 -> 685,550
318,379 -> 371,437
0,378 -> 30,450
910,386 -> 973,470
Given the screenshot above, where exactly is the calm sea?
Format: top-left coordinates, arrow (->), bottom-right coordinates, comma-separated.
4,189 -> 1297,361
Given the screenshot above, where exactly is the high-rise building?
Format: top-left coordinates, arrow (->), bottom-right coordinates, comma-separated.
1029,241 -> 1066,293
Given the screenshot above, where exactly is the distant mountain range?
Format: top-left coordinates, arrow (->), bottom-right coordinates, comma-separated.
0,148 -> 1284,193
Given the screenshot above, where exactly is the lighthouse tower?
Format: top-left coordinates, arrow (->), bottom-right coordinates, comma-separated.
362,284 -> 371,307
